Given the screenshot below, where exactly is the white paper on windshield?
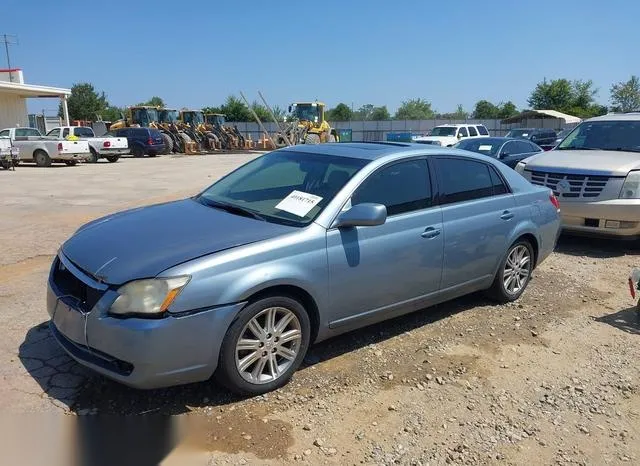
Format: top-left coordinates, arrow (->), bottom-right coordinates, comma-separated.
275,190 -> 323,217
521,133 -> 529,137
478,144 -> 493,151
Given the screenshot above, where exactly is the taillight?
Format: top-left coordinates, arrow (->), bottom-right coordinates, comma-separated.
103,141 -> 111,148
550,194 -> 560,210
148,137 -> 154,145
57,142 -> 63,151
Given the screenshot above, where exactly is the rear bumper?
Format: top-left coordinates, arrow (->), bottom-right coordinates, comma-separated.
97,148 -> 129,157
47,269 -> 245,389
145,144 -> 165,155
54,153 -> 90,162
560,199 -> 640,238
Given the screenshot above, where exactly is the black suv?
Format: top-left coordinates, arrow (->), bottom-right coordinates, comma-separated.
505,128 -> 557,150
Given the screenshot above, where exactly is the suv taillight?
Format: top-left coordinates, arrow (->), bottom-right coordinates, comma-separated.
103,141 -> 111,148
550,194 -> 560,210
57,142 -> 63,151
148,137 -> 154,145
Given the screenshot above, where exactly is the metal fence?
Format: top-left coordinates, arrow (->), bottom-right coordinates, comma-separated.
231,118 -> 577,142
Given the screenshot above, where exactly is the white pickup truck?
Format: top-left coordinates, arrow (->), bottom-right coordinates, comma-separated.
0,127 -> 90,167
46,126 -> 128,163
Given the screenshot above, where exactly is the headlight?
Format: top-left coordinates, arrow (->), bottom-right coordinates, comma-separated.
431,140 -> 442,146
109,276 -> 190,316
620,170 -> 640,199
515,162 -> 527,175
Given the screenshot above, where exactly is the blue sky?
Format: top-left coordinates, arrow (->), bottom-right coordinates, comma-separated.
2,0 -> 639,115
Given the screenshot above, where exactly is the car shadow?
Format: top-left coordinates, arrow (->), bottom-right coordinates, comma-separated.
555,234 -> 640,258
595,306 -> 640,335
20,293 -> 484,415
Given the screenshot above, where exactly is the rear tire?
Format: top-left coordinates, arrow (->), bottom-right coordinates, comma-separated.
132,146 -> 144,158
34,150 -> 51,167
65,160 -> 78,166
106,155 -> 120,163
1,160 -> 11,170
486,239 -> 534,303
87,148 -> 99,163
304,133 -> 320,144
216,295 -> 311,396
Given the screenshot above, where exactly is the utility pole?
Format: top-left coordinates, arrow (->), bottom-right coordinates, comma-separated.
1,34 -> 18,82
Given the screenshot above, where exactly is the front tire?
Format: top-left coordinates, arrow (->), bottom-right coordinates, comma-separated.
486,239 -> 534,303
132,146 -> 144,158
304,133 -> 320,144
216,296 -> 311,396
65,160 -> 78,166
160,133 -> 173,154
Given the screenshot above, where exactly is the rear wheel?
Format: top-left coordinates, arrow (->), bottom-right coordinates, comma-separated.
132,146 -> 144,158
34,150 -> 51,167
216,295 -> 310,395
1,160 -> 11,170
160,133 -> 173,154
87,148 -> 99,163
106,155 -> 120,163
65,160 -> 77,166
486,239 -> 534,303
328,133 -> 336,143
304,133 -> 320,144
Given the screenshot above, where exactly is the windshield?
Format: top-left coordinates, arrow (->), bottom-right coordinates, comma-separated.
206,114 -> 226,126
132,108 -> 158,126
197,150 -> 367,226
75,127 -> 94,138
158,110 -> 178,123
557,120 -> 640,152
183,112 -> 204,126
430,127 -> 457,136
454,138 -> 502,156
292,105 -> 320,122
505,129 -> 533,138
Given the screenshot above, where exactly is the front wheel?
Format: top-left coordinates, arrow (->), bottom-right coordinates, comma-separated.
1,160 -> 11,170
87,149 -> 99,163
65,160 -> 78,166
216,296 -> 311,395
132,146 -> 144,158
34,150 -> 51,167
486,240 -> 534,303
304,133 -> 320,144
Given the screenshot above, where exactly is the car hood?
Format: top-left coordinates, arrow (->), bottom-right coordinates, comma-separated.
418,136 -> 456,142
61,199 -> 296,285
524,149 -> 640,176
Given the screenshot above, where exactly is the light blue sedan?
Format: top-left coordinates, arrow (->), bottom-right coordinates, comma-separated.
47,143 -> 561,395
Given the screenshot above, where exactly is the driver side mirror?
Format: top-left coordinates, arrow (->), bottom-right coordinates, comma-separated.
288,105 -> 292,113
457,133 -> 463,139
334,203 -> 387,228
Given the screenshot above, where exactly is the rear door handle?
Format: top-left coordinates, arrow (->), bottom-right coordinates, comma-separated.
500,210 -> 514,220
421,227 -> 441,239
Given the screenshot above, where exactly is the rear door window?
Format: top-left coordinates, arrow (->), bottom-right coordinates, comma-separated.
476,125 -> 489,135
511,140 -> 533,154
62,128 -> 69,138
47,128 -> 61,138
457,127 -> 469,138
436,158 -> 495,204
468,126 -> 478,137
15,128 -> 41,137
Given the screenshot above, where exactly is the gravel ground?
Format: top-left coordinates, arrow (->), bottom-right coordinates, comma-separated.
1,154 -> 639,465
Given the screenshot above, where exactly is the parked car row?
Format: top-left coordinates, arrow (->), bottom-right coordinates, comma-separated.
0,125 -> 166,168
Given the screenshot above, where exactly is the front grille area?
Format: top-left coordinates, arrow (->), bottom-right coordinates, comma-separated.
529,170 -> 610,198
52,257 -> 104,312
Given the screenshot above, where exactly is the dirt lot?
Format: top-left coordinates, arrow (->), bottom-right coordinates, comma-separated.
1,155 -> 639,465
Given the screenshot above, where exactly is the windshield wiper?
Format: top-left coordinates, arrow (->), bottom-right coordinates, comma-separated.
197,197 -> 266,221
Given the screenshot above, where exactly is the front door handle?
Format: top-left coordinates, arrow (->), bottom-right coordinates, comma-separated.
500,210 -> 514,220
421,227 -> 441,239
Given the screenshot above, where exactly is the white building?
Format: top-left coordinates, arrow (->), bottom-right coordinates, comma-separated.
0,68 -> 70,129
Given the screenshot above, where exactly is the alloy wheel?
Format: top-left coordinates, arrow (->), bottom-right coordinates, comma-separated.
235,307 -> 302,384
503,245 -> 531,295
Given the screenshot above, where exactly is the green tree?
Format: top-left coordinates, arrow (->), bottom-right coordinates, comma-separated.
59,82 -> 108,121
472,100 -> 499,119
497,101 -> 518,119
370,106 -> 391,120
394,98 -> 435,120
527,78 -> 604,117
101,105 -> 124,122
137,96 -> 165,107
271,105 -> 286,122
353,104 -> 374,120
326,103 -> 353,121
250,101 -> 272,122
610,75 -> 640,112
220,95 -> 252,122
438,104 -> 468,119
202,106 -> 223,115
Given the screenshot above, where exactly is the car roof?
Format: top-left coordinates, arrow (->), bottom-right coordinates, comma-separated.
459,137 -> 512,143
279,142 -> 502,163
586,113 -> 640,122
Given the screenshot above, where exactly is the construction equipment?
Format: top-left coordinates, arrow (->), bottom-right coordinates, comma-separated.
286,101 -> 340,145
157,108 -> 188,153
179,110 -> 215,152
204,113 -> 246,150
